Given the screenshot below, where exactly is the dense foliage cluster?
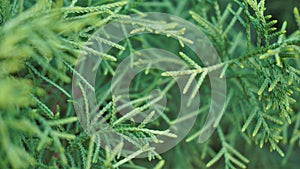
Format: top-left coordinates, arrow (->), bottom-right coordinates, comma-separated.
0,0 -> 300,168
